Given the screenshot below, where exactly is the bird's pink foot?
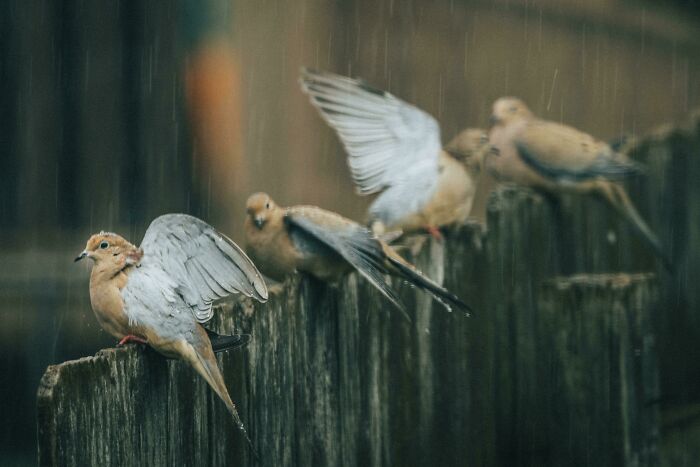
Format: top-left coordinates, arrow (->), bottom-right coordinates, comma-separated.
425,225 -> 443,241
118,335 -> 148,346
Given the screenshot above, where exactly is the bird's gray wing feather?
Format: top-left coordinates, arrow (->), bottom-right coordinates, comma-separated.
300,68 -> 441,203
516,121 -> 644,182
285,208 -> 408,317
139,214 -> 268,323
122,264 -> 195,339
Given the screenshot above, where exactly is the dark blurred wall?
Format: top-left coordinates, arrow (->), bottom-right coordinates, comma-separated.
0,0 -> 193,239
0,0 -> 699,464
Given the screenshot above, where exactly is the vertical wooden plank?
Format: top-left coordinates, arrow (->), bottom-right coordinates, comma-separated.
623,116 -> 700,404
485,187 -> 561,465
539,274 -> 659,467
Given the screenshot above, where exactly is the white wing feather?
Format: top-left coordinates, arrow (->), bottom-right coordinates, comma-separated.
300,68 -> 442,199
138,214 -> 268,323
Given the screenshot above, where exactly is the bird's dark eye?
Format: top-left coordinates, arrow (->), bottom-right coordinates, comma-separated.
265,202 -> 270,209
99,241 -> 109,249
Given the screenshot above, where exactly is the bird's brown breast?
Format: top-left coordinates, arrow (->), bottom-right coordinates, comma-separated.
426,152 -> 476,225
89,266 -> 134,340
244,216 -> 300,282
487,122 -> 556,192
388,152 -> 475,232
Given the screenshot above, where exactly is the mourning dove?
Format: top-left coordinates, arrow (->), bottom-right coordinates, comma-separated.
300,68 -> 489,239
487,97 -> 670,269
244,193 -> 471,318
75,214 -> 269,450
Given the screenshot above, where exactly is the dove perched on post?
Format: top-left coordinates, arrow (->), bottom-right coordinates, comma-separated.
244,193 -> 471,318
487,97 -> 671,269
75,214 -> 269,450
299,68 -> 489,239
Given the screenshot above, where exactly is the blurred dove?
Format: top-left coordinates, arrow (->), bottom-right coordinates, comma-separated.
487,97 -> 670,269
75,214 -> 268,450
244,193 -> 471,318
300,68 -> 488,239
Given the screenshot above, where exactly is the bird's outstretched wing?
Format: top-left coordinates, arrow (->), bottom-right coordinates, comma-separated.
515,121 -> 644,182
300,68 -> 442,199
285,206 -> 409,319
139,214 -> 268,323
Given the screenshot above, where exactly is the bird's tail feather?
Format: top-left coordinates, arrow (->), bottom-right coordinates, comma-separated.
603,184 -> 673,271
206,330 -> 251,353
382,244 -> 472,314
187,339 -> 258,458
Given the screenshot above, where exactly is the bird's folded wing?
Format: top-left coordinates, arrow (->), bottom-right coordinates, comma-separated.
300,68 -> 442,195
515,121 -> 644,182
139,214 -> 269,323
285,207 -> 405,314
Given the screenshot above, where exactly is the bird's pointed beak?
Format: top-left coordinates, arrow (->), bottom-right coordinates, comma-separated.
489,114 -> 499,126
74,250 -> 87,262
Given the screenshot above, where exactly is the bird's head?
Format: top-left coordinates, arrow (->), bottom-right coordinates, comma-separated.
246,192 -> 278,230
489,97 -> 533,127
75,232 -> 142,266
445,128 -> 490,172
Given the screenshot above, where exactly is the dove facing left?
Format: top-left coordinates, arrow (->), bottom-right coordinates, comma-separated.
487,97 -> 671,270
75,214 -> 269,451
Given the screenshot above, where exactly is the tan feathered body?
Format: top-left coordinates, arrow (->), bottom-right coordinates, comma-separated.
244,193 -> 471,315
487,97 -> 670,269
244,204 -> 353,281
244,206 -> 302,281
488,117 -> 550,189
89,266 -> 133,340
85,235 -> 144,341
77,215 -> 270,451
393,151 -> 477,232
300,69 -> 487,235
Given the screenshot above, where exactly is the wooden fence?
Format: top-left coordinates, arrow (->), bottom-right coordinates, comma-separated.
36,111 -> 700,466
37,185 -> 663,466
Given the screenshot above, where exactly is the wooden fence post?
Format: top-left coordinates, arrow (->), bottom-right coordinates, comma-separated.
538,274 -> 660,467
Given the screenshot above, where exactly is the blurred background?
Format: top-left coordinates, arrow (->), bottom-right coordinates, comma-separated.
1,0 -> 699,464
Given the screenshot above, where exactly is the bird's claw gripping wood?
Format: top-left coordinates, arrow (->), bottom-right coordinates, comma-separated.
425,225 -> 444,241
117,335 -> 148,346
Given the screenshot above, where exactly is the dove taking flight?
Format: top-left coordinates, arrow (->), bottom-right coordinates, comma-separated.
75,214 -> 269,449
487,97 -> 670,269
300,68 -> 488,238
244,193 -> 471,318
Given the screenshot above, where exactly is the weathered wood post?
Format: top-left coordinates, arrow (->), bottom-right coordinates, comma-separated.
628,115 -> 700,403
538,274 -> 659,467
